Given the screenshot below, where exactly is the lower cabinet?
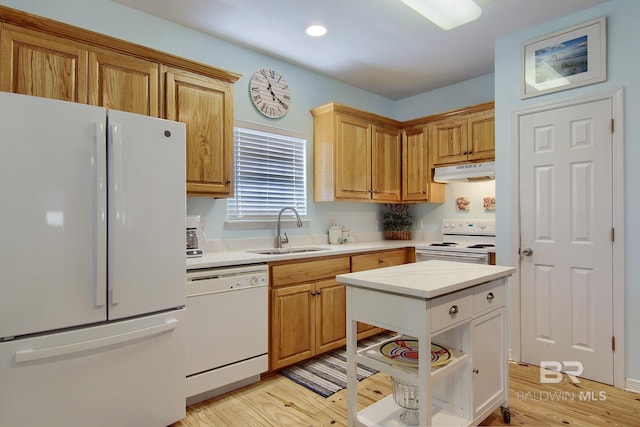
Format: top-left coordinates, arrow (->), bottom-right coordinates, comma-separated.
269,256 -> 350,371
472,307 -> 506,420
268,248 -> 415,371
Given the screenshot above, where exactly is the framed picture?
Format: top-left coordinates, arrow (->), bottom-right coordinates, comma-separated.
521,17 -> 606,99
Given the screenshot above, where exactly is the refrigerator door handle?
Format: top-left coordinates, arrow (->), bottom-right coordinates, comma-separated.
108,121 -> 124,305
14,319 -> 179,363
95,121 -> 107,308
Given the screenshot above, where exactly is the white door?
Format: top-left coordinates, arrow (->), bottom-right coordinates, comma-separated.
107,110 -> 186,319
519,98 -> 614,384
0,93 -> 107,338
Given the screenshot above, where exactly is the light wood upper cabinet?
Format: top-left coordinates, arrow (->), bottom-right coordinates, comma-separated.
1,5 -> 241,198
371,125 -> 401,202
430,107 -> 494,166
467,109 -> 495,162
164,68 -> 234,197
0,24 -> 87,103
402,126 -> 444,203
312,103 -> 401,203
88,48 -> 158,116
334,113 -> 372,200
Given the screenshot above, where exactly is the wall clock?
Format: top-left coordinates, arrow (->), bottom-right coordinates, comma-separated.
249,68 -> 291,119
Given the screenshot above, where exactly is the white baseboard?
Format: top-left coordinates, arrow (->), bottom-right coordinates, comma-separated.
625,378 -> 640,394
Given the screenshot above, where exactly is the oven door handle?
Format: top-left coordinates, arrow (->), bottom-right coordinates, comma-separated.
416,250 -> 489,263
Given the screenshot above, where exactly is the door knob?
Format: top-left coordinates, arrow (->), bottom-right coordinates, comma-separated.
522,247 -> 533,256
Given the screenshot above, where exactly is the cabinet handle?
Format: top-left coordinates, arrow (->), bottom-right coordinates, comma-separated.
473,368 -> 479,374
378,258 -> 385,264
486,292 -> 495,301
448,305 -> 459,315
422,190 -> 427,194
225,179 -> 231,185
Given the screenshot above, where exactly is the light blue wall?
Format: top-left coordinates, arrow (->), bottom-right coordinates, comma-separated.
495,0 -> 639,383
395,73 -> 495,121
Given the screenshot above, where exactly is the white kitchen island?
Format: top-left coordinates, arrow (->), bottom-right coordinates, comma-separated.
336,260 -> 516,427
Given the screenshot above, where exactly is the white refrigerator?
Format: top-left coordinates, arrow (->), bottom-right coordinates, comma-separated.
0,92 -> 186,426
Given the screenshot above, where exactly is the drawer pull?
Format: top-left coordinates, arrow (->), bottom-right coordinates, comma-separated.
448,305 -> 459,315
473,368 -> 479,374
486,292 -> 495,301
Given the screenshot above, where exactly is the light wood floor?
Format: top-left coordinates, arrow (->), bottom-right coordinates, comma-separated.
173,363 -> 640,426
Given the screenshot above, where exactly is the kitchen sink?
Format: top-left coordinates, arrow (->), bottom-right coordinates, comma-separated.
246,246 -> 330,255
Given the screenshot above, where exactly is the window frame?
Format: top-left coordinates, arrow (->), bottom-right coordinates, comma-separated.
225,121 -> 308,229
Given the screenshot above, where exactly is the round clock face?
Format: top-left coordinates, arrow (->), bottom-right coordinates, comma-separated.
249,68 -> 291,118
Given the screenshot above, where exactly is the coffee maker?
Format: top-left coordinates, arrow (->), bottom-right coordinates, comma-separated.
186,215 -> 204,258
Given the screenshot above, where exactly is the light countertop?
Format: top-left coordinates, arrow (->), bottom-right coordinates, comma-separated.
186,240 -> 419,270
336,260 -> 515,299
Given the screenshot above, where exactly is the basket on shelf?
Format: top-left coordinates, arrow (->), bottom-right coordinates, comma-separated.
383,230 -> 413,240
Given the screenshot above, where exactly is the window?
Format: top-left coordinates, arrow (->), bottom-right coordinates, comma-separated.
227,123 -> 307,222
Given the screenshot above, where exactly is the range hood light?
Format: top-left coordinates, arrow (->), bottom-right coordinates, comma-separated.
433,161 -> 495,183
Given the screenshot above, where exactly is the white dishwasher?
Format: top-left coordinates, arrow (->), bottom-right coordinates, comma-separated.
185,263 -> 268,403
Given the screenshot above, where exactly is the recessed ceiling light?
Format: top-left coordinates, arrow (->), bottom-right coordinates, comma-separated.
306,25 -> 327,37
400,0 -> 481,30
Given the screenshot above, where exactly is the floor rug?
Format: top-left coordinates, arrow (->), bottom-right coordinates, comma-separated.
280,334 -> 391,398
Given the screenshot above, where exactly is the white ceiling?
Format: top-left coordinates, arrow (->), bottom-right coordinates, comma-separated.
113,0 -> 607,100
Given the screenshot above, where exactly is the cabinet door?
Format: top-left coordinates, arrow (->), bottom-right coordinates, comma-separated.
315,279 -> 347,354
402,126 -> 429,201
471,307 -> 506,420
467,111 -> 495,162
335,114 -> 371,200
271,284 -> 314,370
88,48 -> 158,116
0,24 -> 87,103
164,68 -> 233,197
430,119 -> 467,166
371,125 -> 401,202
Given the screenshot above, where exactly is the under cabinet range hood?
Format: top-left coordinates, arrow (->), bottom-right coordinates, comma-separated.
433,161 -> 495,183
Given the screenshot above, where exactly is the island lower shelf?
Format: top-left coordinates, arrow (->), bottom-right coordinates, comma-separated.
358,395 -> 471,427
355,335 -> 469,385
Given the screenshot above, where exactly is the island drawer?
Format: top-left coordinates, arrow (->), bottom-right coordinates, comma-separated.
473,279 -> 505,314
430,288 -> 473,332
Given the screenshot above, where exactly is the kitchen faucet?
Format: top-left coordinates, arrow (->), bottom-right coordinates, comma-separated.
275,207 -> 303,248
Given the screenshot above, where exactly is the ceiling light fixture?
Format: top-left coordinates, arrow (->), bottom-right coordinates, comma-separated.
400,0 -> 481,30
306,25 -> 327,37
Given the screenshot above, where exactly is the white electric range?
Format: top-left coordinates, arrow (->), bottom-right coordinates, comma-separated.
415,218 -> 496,264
